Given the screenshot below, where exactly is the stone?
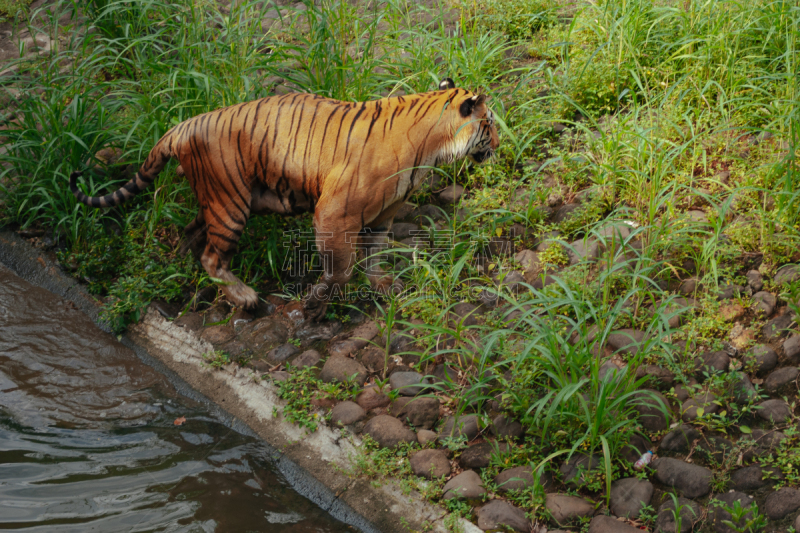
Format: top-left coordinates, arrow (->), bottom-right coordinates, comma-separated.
545,494 -> 595,526
694,351 -> 730,379
389,371 -> 430,396
438,184 -> 464,205
292,349 -> 321,368
363,415 -> 416,448
442,470 -> 487,500
621,434 -> 652,464
294,320 -> 342,345
746,345 -> 778,376
269,370 -> 290,382
796,514 -> 800,533
634,390 -> 670,432
786,334 -> 800,364
460,442 -> 509,469
490,414 -> 524,439
681,391 -> 720,422
567,239 -> 600,265
495,466 -> 537,492
327,321 -> 379,358
329,401 -> 366,426
698,435 -> 735,464
731,464 -> 782,492
200,325 -> 235,345
535,230 -> 562,252
758,399 -> 792,424
763,312 -> 796,341
746,270 -> 763,292
775,264 -> 800,285
355,386 -> 391,410
236,317 -> 289,353
656,497 -> 701,533
743,429 -> 787,462
719,302 -> 746,322
718,283 -> 745,301
515,249 -> 542,282
588,515 -> 641,533
391,222 -> 420,241
390,397 -> 440,429
560,453 -> 600,487
439,415 -> 481,441
765,487 -> 800,520
651,297 -> 697,328
764,366 -> 799,395
553,203 -> 581,223
417,429 -> 437,446
320,357 -> 368,385
267,343 -> 299,363
409,449 -> 450,479
609,477 -> 653,519
752,291 -> 777,316
679,278 -> 698,296
731,372 -> 757,405
659,425 -> 701,454
608,329 -> 648,355
653,457 -> 712,498
451,302 -> 483,327
476,500 -> 530,533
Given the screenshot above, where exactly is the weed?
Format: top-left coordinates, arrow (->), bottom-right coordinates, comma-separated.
203,350 -> 230,369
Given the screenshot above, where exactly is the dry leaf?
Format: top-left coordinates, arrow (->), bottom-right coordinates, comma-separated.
174,416 -> 186,426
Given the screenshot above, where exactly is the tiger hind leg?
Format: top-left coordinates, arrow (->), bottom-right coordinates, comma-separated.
199,217 -> 259,309
180,211 -> 207,260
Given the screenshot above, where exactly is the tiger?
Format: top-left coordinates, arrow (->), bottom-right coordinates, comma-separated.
69,78 -> 499,320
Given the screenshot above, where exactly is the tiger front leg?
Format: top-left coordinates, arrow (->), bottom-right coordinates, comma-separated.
361,227 -> 403,297
303,223 -> 359,322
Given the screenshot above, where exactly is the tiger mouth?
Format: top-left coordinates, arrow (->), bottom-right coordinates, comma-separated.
470,150 -> 493,163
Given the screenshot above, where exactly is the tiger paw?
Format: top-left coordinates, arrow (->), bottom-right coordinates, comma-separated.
303,295 -> 328,322
222,283 -> 260,309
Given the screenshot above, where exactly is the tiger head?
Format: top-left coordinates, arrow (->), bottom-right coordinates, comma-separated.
439,78 -> 500,165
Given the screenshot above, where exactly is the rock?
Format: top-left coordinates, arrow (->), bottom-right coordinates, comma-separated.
200,325 -> 235,345
495,466 -> 538,492
659,425 -> 701,454
785,334 -> 800,364
747,344 -> 779,376
363,415 -> 416,448
174,312 -> 204,332
534,230 -> 561,252
269,370 -> 290,382
731,464 -> 782,492
292,349 -> 321,368
438,184 -> 465,205
390,397 -> 440,429
553,203 -> 581,223
634,390 -> 670,432
758,399 -> 792,424
476,500 -> 530,533
796,514 -> 800,533
656,497 -> 702,533
694,351 -> 730,379
621,434 -> 652,464
430,364 -> 460,388
743,429 -> 787,462
320,357 -> 368,385
236,317 -> 289,353
679,278 -> 698,296
764,366 -> 799,395
327,321 -> 379,357
410,204 -> 446,224
329,401 -> 366,426
719,302 -> 746,322
775,264 -> 800,285
439,415 -> 481,441
653,457 -> 712,498
545,494 -> 595,526
460,442 -> 509,469
608,329 -> 648,355
356,386 -> 391,410
391,222 -> 421,241
515,249 -> 542,282
718,283 -> 745,301
567,239 -> 600,265
698,435 -> 735,464
560,453 -> 600,487
389,371 -> 430,396
681,391 -> 720,421
409,449 -> 450,479
747,270 -> 763,292
490,414 -> 524,439
651,298 -> 697,328
731,372 -> 757,405
765,487 -> 800,520
442,470 -> 487,500
753,291 -> 777,316
588,515 -> 641,533
610,477 -> 653,519
763,312 -> 796,341
450,302 -> 483,327
267,343 -> 299,363
294,320 -> 342,345
417,429 -> 437,446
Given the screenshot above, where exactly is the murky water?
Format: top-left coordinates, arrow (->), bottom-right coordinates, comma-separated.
0,267 -> 355,532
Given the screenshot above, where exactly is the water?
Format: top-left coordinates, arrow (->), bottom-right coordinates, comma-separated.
0,267 -> 355,533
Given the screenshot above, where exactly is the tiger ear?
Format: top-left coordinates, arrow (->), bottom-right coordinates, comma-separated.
459,94 -> 487,117
439,78 -> 455,90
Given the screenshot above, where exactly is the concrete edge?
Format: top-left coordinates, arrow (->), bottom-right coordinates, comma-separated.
0,229 -> 480,533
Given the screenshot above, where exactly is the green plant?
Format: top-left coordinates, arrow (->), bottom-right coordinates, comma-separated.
203,350 -> 230,369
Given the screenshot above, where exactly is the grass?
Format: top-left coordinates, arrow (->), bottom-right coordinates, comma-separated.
1,0 -> 799,529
